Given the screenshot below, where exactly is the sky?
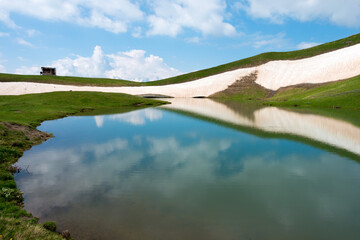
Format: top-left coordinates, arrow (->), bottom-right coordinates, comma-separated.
0,0 -> 359,82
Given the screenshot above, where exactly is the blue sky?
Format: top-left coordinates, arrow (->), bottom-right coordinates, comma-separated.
0,0 -> 359,82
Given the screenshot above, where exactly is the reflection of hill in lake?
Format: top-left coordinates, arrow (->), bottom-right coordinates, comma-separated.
15,106 -> 360,240
161,99 -> 360,160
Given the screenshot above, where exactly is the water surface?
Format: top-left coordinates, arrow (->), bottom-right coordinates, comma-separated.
15,100 -> 360,240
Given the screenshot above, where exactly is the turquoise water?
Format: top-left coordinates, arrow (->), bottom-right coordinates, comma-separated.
15,102 -> 360,240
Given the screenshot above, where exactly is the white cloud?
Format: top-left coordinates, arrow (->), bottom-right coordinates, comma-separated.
0,0 -> 144,34
53,45 -> 107,77
15,46 -> 181,82
15,66 -> 39,75
105,49 -> 181,81
297,42 -> 320,50
147,0 -> 237,37
15,37 -> 34,47
236,0 -> 360,27
0,32 -> 10,37
0,1 -> 238,37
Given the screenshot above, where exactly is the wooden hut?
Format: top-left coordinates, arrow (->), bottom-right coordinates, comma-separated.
40,67 -> 56,76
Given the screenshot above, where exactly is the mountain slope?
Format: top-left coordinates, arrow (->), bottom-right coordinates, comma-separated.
0,33 -> 360,87
266,75 -> 360,109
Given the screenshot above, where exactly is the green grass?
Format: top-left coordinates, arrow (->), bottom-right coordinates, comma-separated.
209,72 -> 360,110
266,75 -> 360,109
0,217 -> 63,240
210,72 -> 272,101
0,91 -> 166,127
1,33 -> 359,87
0,73 -> 139,87
0,122 -> 63,240
0,92 -> 166,239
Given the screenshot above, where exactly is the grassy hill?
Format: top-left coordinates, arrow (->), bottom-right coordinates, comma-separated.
265,75 -> 360,109
211,73 -> 360,110
1,33 -> 359,87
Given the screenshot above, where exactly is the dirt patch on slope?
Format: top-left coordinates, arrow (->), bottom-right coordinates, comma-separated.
2,122 -> 51,145
274,83 -> 325,96
210,71 -> 273,99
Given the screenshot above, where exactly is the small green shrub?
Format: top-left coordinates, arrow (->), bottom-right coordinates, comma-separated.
43,221 -> 57,232
0,187 -> 24,202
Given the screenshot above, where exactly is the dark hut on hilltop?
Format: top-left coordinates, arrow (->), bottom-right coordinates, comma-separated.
40,67 -> 56,76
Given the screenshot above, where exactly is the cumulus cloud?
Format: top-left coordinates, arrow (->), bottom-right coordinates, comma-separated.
0,0 -> 144,33
105,49 -> 181,81
0,1 -> 239,37
235,0 -> 360,27
15,66 -> 39,75
297,42 -> 321,50
16,46 -> 181,82
147,0 -> 237,37
52,46 -> 107,77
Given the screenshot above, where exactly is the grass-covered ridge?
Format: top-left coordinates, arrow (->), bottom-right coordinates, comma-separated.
265,75 -> 360,109
0,73 -> 137,87
0,33 -> 359,87
0,92 -> 166,239
211,73 -> 360,110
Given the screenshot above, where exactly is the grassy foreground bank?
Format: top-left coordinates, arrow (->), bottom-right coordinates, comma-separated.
0,92 -> 166,239
0,33 -> 359,87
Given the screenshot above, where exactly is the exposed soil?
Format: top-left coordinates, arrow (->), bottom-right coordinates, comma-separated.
274,82 -> 325,96
210,71 -> 273,99
2,122 -> 52,145
212,72 -> 360,102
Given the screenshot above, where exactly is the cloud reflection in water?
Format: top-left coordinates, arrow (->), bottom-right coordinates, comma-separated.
94,108 -> 163,127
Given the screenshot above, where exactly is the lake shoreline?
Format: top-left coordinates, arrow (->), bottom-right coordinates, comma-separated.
0,92 -> 167,240
15,101 -> 360,240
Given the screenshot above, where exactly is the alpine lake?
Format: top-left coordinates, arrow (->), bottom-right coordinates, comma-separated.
14,99 -> 360,240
